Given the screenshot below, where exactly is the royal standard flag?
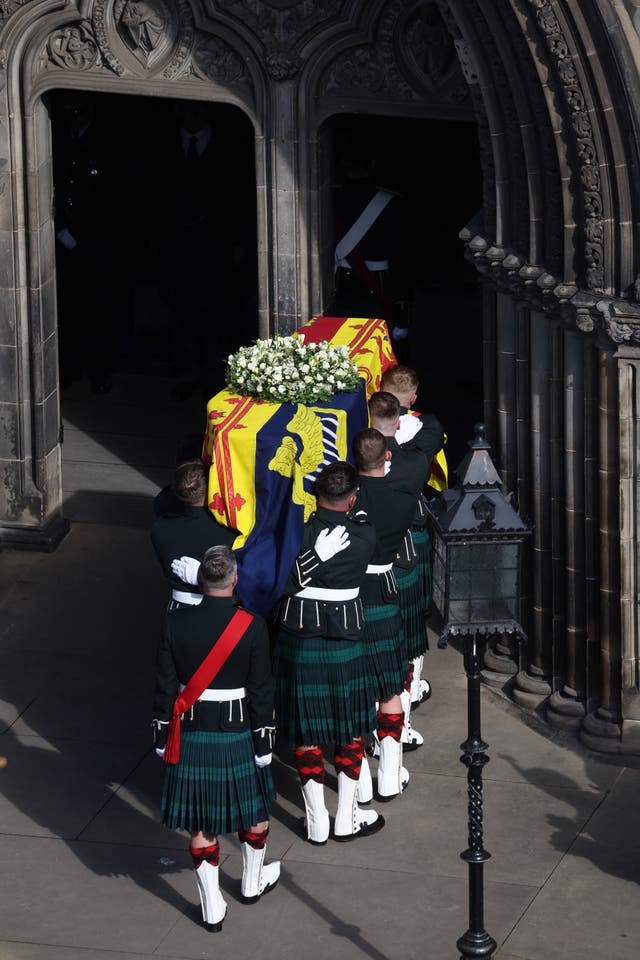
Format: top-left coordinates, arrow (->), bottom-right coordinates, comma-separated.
202,317 -> 393,615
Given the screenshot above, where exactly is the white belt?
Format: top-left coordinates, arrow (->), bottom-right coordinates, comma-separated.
172,589 -> 202,605
366,563 -> 393,574
364,259 -> 390,271
179,684 -> 246,701
296,586 -> 360,601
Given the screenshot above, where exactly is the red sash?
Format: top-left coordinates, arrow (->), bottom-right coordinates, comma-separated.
164,609 -> 253,765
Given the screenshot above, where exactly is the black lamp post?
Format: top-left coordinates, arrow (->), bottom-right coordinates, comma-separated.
426,424 -> 530,960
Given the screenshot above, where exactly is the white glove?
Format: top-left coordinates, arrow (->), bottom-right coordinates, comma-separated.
396,412 -> 423,445
155,747 -> 166,759
171,555 -> 200,585
254,753 -> 272,767
56,227 -> 78,250
314,525 -> 350,562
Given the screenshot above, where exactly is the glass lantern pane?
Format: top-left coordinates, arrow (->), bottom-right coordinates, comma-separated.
449,599 -> 470,621
450,571 -> 471,599
450,546 -> 470,572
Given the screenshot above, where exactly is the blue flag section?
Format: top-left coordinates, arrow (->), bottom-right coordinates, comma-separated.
232,380 -> 369,616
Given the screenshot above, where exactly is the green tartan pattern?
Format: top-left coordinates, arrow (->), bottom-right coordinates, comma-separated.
362,601 -> 407,701
161,730 -> 274,835
411,527 -> 432,612
273,630 -> 376,746
394,563 -> 429,660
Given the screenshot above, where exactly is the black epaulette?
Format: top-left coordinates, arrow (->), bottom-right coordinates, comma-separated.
349,508 -> 370,523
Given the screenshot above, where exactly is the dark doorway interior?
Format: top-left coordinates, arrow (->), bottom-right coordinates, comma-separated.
50,90 -> 258,396
49,90 -> 258,525
328,114 -> 484,471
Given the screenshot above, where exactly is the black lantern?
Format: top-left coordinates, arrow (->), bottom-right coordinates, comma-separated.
426,424 -> 531,960
428,423 -> 530,647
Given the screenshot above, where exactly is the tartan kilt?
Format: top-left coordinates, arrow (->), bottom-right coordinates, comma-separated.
394,563 -> 429,660
161,730 -> 275,835
411,527 -> 432,613
362,601 -> 408,701
273,628 -> 377,747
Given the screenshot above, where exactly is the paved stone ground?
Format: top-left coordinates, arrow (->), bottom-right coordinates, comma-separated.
1,519 -> 640,960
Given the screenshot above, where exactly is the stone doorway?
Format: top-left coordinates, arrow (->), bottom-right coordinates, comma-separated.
48,89 -> 259,525
323,112 -> 484,467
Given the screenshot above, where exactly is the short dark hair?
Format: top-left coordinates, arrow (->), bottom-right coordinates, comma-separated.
174,460 -> 207,505
200,545 -> 237,589
315,461 -> 358,504
369,391 -> 401,423
353,428 -> 387,472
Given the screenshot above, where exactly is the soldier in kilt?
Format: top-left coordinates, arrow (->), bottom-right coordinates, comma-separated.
369,392 -> 436,749
272,462 -> 385,844
153,546 -> 279,932
380,365 -> 446,706
353,428 -> 417,801
151,460 -> 237,611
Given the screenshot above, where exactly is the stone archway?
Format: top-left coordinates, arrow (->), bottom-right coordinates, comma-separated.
2,0 -> 640,754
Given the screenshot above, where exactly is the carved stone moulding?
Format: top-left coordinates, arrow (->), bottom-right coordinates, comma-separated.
459,222 -> 637,345
320,0 -> 472,110
38,0 -> 198,81
525,0 -> 605,295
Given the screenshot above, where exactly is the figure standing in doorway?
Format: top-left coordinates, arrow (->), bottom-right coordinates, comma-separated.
157,101 -> 256,401
53,93 -> 116,393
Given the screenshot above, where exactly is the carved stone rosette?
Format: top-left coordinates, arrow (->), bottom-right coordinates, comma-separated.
36,1 -> 207,82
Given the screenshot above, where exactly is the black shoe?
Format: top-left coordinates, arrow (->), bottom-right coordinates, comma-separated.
334,814 -> 386,842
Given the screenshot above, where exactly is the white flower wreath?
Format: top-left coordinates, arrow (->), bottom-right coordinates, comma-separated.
225,335 -> 361,403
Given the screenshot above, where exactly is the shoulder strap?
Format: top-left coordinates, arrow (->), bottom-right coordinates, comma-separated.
334,190 -> 394,270
164,609 -> 253,765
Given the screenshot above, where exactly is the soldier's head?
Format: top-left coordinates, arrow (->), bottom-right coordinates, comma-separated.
368,391 -> 401,437
353,428 -> 389,476
174,460 -> 207,507
199,545 -> 237,595
315,461 -> 359,512
380,365 -> 419,408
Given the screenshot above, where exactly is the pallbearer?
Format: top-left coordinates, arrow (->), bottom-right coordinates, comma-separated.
272,462 -> 385,843
380,364 -> 446,704
353,428 -> 416,800
368,392 -> 434,747
152,546 -> 278,932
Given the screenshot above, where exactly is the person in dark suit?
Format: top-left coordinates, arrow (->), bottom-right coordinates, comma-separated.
153,545 -> 278,931
157,100 -> 256,400
53,93 -> 117,392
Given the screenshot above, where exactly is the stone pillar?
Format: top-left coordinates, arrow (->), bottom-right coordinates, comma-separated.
547,327 -> 587,729
618,351 -> 640,752
0,83 -> 67,548
268,81 -> 304,335
482,286 -> 497,444
512,308 -> 553,708
582,346 -> 623,750
483,290 -> 519,684
582,343 -> 640,754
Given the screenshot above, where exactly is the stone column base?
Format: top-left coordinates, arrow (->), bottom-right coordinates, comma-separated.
580,708 -> 622,753
0,513 -> 70,552
511,669 -> 552,711
547,689 -> 586,731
